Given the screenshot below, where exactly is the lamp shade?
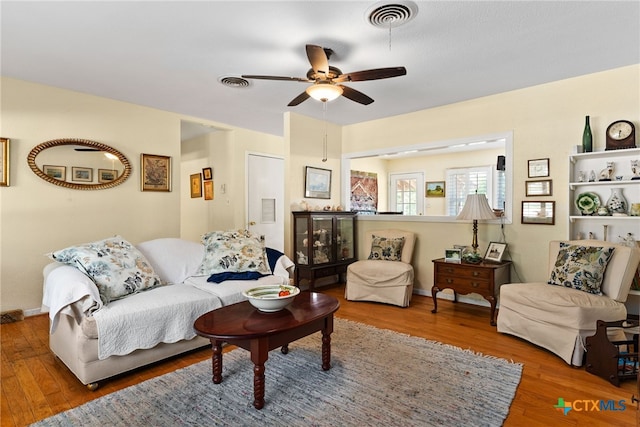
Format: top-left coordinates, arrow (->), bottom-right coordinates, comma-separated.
456,193 -> 495,220
306,82 -> 343,102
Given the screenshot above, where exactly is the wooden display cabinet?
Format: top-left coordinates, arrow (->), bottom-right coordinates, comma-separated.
292,211 -> 357,290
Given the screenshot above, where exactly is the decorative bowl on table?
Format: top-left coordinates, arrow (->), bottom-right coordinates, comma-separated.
242,285 -> 300,312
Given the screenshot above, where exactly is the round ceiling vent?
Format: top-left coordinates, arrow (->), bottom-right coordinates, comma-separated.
218,76 -> 251,88
366,1 -> 418,28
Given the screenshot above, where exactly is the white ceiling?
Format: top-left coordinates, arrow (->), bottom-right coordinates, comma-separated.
2,1 -> 639,138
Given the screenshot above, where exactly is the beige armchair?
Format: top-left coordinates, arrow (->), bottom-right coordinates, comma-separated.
345,230 -> 416,307
497,240 -> 640,366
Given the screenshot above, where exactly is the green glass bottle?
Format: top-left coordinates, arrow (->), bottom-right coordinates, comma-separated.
582,116 -> 593,153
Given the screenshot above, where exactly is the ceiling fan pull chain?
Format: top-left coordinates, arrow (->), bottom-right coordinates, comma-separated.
388,22 -> 392,51
322,102 -> 328,162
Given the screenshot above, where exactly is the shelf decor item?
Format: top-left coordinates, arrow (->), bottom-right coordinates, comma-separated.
575,192 -> 601,216
605,188 -> 628,215
605,119 -> 636,151
582,116 -> 593,153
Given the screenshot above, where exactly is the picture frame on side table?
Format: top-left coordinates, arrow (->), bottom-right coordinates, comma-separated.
190,173 -> 202,198
141,153 -> 171,192
522,201 -> 555,225
527,158 -> 550,178
0,137 -> 9,186
525,179 -> 552,196
305,166 -> 331,199
484,242 -> 507,262
71,167 -> 93,182
445,248 -> 462,263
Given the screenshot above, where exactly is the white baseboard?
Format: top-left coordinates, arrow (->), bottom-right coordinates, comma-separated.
24,308 -> 43,317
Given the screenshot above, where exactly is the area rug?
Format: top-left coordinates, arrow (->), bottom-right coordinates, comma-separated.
33,319 -> 522,427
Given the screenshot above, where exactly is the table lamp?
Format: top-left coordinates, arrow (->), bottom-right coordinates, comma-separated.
456,193 -> 496,253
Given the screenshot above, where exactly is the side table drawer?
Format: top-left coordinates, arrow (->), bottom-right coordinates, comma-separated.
436,264 -> 491,280
435,276 -> 491,294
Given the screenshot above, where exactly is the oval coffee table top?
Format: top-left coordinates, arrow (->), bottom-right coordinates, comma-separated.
194,291 -> 339,340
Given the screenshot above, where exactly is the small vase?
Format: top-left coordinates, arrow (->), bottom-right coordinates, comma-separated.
606,188 -> 628,215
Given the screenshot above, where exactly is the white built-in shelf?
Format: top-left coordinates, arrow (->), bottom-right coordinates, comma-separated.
569,147 -> 640,163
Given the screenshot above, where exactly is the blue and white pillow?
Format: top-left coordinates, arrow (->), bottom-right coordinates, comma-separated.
196,229 -> 271,276
49,236 -> 162,304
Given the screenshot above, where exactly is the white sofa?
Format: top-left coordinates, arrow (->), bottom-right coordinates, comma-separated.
42,237 -> 294,389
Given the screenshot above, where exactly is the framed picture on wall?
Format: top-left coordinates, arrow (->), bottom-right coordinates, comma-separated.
305,166 -> 331,199
527,158 -> 550,178
98,169 -> 118,183
190,173 -> 202,198
202,167 -> 213,181
71,166 -> 93,182
43,165 -> 66,181
141,153 -> 171,192
522,201 -> 555,225
1,137 -> 9,186
425,181 -> 445,197
525,179 -> 552,196
203,180 -> 214,200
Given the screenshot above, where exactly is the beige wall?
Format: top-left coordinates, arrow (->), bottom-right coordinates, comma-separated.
0,77 -> 285,312
2,65 -> 638,313
343,65 -> 640,307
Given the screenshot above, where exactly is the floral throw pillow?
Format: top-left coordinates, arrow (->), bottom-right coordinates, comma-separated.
368,235 -> 405,261
49,236 -> 162,304
547,242 -> 615,296
195,229 -> 271,276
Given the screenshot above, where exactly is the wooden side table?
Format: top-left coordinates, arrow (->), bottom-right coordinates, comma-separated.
431,258 -> 512,326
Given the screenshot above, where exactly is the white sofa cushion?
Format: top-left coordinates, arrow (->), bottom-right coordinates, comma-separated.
136,238 -> 204,284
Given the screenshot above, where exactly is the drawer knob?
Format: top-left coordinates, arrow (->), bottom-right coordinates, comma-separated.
445,268 -> 453,273
472,271 -> 480,277
471,282 -> 479,287
446,278 -> 453,284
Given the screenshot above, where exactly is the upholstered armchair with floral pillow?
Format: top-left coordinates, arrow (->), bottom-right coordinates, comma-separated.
345,229 -> 416,307
497,240 -> 640,366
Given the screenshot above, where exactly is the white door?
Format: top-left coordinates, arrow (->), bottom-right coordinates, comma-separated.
247,153 -> 284,251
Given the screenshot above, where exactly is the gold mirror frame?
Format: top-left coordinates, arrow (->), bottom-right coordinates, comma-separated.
27,138 -> 132,190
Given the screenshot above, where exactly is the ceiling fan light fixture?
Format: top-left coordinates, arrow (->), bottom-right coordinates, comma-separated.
306,82 -> 343,102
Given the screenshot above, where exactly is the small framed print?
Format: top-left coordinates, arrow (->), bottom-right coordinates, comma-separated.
98,169 -> 118,183
43,165 -> 66,181
71,166 -> 93,182
522,201 -> 555,225
484,242 -> 507,262
527,158 -> 549,178
202,167 -> 213,181
305,166 -> 331,199
141,153 -> 171,192
525,179 -> 552,196
203,180 -> 214,200
445,248 -> 462,263
425,181 -> 445,197
1,137 -> 9,186
190,173 -> 202,198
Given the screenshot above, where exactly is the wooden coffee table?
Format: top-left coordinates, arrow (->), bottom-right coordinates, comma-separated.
193,291 -> 340,409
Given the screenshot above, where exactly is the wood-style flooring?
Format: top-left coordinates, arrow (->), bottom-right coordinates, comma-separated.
1,284 -> 637,426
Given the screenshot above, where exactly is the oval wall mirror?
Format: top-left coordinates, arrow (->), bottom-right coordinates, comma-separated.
27,138 -> 132,190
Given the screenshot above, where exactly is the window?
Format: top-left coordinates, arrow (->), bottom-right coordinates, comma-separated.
446,166 -> 504,216
389,172 -> 424,215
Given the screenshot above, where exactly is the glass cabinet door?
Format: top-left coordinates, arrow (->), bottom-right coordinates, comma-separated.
336,216 -> 354,260
311,217 -> 333,264
294,216 -> 310,265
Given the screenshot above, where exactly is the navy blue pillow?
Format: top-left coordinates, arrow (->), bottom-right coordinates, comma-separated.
207,271 -> 265,283
265,247 -> 284,273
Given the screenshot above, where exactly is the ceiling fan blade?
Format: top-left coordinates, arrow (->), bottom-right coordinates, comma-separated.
334,66 -> 407,82
306,44 -> 329,78
339,85 -> 374,105
242,74 -> 310,82
287,91 -> 311,106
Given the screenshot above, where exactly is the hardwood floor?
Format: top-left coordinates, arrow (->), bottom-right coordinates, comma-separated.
1,284 -> 637,426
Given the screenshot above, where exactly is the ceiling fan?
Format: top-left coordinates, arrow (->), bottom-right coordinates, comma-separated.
242,44 -> 406,106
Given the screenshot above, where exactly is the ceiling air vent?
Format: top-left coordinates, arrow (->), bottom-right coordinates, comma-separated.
218,76 -> 251,88
366,1 -> 418,28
